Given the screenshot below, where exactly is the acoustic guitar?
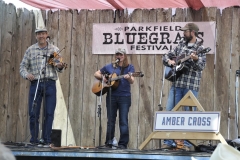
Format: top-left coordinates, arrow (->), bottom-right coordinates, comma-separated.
92,72 -> 144,96
165,47 -> 211,82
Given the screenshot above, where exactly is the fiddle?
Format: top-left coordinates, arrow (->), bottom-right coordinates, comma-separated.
48,50 -> 67,69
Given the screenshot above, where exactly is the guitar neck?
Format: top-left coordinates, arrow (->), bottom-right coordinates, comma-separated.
179,55 -> 191,63
109,72 -> 143,81
179,50 -> 201,63
111,74 -> 125,81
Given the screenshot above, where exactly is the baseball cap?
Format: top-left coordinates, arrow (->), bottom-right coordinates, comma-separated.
180,23 -> 199,32
115,48 -> 126,54
35,26 -> 47,33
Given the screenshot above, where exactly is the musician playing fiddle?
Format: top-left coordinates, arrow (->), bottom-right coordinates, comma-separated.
162,23 -> 206,150
94,48 -> 135,149
20,26 -> 64,147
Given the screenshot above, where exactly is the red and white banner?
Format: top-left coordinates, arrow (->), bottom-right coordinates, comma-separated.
92,22 -> 216,54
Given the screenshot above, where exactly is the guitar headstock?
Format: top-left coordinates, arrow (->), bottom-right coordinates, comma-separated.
200,47 -> 211,54
129,72 -> 144,77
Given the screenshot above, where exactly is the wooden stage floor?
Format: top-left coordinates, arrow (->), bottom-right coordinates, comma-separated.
6,143 -> 212,160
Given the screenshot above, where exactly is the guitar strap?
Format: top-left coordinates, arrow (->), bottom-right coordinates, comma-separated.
120,66 -> 125,75
120,64 -> 130,76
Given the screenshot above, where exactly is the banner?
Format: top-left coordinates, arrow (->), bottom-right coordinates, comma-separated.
92,22 -> 216,54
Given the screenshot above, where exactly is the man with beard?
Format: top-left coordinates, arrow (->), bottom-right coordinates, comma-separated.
161,23 -> 206,150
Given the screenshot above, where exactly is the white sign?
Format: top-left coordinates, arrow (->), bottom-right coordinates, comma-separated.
154,111 -> 220,132
92,22 -> 216,54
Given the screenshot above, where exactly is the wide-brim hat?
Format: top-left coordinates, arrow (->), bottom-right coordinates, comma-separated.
115,48 -> 126,54
35,26 -> 47,33
180,23 -> 199,32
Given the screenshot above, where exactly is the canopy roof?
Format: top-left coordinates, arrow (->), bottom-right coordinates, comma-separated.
20,0 -> 240,10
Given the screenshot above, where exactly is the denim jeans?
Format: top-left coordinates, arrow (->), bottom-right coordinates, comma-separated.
166,86 -> 198,111
105,96 -> 131,148
28,80 -> 56,143
164,86 -> 198,147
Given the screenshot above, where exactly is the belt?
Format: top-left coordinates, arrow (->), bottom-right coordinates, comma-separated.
32,79 -> 55,83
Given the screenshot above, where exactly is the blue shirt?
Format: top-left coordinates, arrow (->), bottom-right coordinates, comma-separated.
100,64 -> 135,96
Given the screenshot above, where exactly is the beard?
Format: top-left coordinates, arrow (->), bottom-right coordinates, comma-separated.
184,35 -> 193,43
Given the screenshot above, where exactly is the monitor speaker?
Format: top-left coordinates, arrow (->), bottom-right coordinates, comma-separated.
51,129 -> 61,147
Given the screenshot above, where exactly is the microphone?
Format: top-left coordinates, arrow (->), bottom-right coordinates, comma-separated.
46,36 -> 50,42
179,37 -> 185,43
113,58 -> 120,64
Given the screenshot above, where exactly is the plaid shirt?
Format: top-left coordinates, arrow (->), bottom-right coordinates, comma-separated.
162,40 -> 206,91
20,43 -> 62,80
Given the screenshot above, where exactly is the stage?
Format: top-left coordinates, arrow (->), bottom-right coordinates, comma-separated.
7,143 -> 212,160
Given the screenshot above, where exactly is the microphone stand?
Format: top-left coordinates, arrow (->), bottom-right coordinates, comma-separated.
39,44 -> 48,145
169,40 -> 184,148
235,69 -> 240,138
106,79 -> 113,148
97,72 -> 114,150
171,38 -> 184,112
173,63 -> 177,110
97,73 -> 106,146
31,57 -> 45,145
158,66 -> 165,147
158,67 -> 166,112
106,65 -> 118,149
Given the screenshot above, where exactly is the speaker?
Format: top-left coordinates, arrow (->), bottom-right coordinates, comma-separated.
51,129 -> 61,147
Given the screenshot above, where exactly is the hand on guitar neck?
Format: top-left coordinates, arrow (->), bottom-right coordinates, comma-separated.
167,59 -> 176,66
168,51 -> 198,66
190,51 -> 198,61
